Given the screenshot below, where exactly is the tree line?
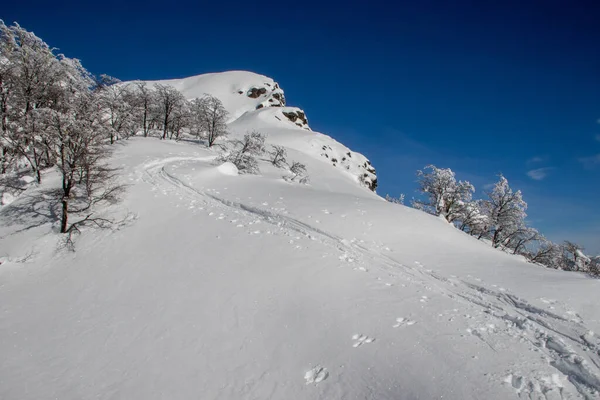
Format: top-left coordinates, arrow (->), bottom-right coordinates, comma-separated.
387,165 -> 599,276
0,21 -> 229,240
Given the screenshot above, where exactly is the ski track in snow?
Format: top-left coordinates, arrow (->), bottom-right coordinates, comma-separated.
140,156 -> 600,398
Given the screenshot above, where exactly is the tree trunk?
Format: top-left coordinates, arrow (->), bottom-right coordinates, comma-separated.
143,108 -> 148,137
60,198 -> 69,233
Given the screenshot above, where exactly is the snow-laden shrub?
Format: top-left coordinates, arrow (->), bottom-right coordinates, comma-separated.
284,161 -> 309,184
217,131 -> 266,174
269,145 -> 287,168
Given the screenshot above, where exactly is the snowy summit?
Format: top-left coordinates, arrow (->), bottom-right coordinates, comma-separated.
1,65 -> 600,399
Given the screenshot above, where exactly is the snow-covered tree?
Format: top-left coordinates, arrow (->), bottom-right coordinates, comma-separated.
0,20 -> 67,182
560,241 -> 590,272
97,77 -> 137,144
456,199 -> 489,237
269,145 -> 287,168
525,238 -> 562,268
481,175 -> 528,249
285,161 -> 309,184
501,226 -> 540,255
194,94 -> 228,147
413,165 -> 474,223
0,21 -> 124,244
218,131 -> 265,174
385,194 -> 405,205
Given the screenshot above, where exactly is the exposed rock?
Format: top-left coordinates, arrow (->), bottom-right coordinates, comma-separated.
316,142 -> 377,192
272,92 -> 285,106
283,110 -> 309,128
247,87 -> 267,98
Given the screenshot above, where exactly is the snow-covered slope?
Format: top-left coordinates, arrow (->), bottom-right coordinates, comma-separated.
1,73 -> 600,399
138,71 -> 377,191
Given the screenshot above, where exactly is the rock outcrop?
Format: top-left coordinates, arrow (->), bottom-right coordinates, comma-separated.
239,82 -> 286,109
282,110 -> 309,130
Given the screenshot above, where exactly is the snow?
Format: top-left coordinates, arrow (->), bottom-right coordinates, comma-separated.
19,175 -> 35,184
1,72 -> 600,400
1,191 -> 15,205
216,161 -> 239,176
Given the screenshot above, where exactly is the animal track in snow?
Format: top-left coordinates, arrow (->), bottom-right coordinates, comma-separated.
305,366 -> 329,384
502,372 -> 565,399
352,334 -> 375,347
393,317 -> 416,328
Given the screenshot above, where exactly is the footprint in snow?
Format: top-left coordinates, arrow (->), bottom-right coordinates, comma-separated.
352,334 -> 375,347
339,254 -> 355,263
305,366 -> 329,384
393,318 -> 416,328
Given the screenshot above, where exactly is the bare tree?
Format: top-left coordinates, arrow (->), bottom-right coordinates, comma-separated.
168,100 -> 190,140
285,161 -> 309,184
525,238 -> 562,268
47,91 -> 124,235
155,84 -> 185,140
196,94 -> 228,147
131,81 -> 155,137
97,78 -> 137,144
218,131 -> 265,174
560,241 -> 590,272
269,145 -> 287,167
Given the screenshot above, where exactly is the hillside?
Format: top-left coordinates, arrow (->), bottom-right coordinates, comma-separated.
1,72 -> 599,400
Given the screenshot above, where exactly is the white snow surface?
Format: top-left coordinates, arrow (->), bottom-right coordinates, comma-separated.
1,72 -> 600,399
216,161 -> 239,176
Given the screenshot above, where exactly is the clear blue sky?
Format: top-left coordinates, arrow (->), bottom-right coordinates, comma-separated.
4,0 -> 600,253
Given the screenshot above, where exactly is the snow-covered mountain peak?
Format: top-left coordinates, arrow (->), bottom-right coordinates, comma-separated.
141,71 -> 286,121
138,71 -> 378,192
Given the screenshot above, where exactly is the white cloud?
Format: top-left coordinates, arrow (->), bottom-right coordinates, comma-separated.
527,156 -> 544,164
526,167 -> 553,180
579,154 -> 600,168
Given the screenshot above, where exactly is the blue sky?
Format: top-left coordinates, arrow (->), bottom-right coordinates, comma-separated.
4,0 -> 600,253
